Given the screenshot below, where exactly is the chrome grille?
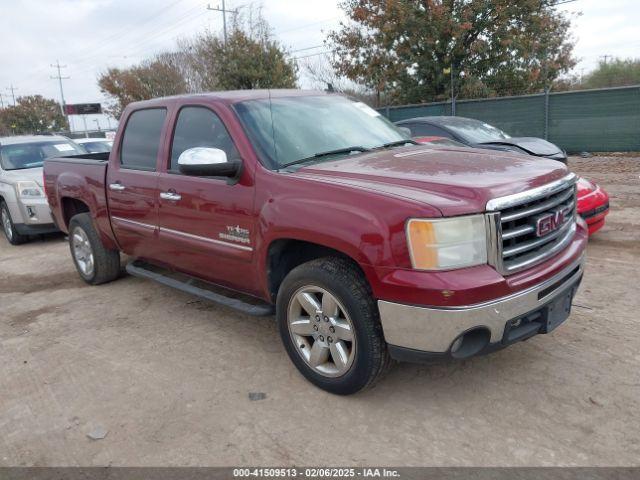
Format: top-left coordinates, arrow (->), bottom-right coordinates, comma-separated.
486,173 -> 578,275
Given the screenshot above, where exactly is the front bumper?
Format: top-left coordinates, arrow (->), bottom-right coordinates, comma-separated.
7,196 -> 55,227
379,253 -> 584,361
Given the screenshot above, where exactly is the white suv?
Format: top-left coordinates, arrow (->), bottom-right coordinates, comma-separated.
0,135 -> 85,244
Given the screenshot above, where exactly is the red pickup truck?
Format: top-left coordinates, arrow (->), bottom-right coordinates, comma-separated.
44,90 -> 588,395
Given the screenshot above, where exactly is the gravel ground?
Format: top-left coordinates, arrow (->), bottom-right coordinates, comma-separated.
1,155 -> 639,467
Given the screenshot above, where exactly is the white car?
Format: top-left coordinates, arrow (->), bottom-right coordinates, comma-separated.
74,137 -> 113,153
0,135 -> 86,244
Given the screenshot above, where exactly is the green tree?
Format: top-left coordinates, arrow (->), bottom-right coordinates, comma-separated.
582,58 -> 640,89
328,0 -> 577,105
98,54 -> 188,118
0,95 -> 68,135
182,11 -> 297,91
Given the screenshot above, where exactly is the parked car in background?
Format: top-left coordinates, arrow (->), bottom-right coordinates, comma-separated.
44,90 -> 587,394
397,116 -> 568,163
576,177 -> 609,235
413,134 -> 610,236
75,137 -> 113,153
0,135 -> 85,244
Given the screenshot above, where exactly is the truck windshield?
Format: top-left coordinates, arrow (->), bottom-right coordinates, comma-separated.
235,95 -> 408,168
0,140 -> 86,171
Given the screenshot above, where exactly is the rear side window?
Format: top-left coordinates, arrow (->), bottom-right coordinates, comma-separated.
405,123 -> 453,139
120,108 -> 166,170
169,106 -> 240,171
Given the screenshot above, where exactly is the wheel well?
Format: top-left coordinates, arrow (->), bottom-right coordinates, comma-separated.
266,239 -> 364,302
61,197 -> 90,229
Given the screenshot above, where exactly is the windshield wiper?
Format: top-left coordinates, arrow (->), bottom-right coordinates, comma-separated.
281,146 -> 371,168
378,139 -> 419,149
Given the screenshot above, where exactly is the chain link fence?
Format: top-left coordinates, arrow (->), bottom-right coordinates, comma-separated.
381,85 -> 640,153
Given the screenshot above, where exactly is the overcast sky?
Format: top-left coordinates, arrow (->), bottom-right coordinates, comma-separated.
0,0 -> 638,131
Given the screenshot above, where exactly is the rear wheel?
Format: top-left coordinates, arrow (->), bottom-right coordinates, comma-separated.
68,213 -> 120,285
277,257 -> 390,395
1,201 -> 28,245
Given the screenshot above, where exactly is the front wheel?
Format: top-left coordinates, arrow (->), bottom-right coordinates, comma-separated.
1,201 -> 28,245
68,213 -> 120,285
276,257 -> 390,395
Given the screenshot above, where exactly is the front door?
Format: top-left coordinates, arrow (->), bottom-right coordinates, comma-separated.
106,107 -> 168,259
156,105 -> 257,294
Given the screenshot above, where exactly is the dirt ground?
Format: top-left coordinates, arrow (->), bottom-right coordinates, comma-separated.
1,156 -> 639,467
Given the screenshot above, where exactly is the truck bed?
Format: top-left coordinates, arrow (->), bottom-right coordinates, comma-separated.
43,152 -> 117,249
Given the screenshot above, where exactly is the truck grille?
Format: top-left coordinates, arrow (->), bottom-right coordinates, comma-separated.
486,174 -> 578,275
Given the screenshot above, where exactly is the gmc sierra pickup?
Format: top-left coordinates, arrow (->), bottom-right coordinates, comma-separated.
44,90 -> 588,395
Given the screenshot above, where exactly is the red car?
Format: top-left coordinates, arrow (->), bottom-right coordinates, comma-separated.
576,177 -> 609,235
415,136 -> 610,236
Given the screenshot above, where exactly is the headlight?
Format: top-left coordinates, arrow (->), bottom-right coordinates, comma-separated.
406,215 -> 487,270
16,181 -> 44,198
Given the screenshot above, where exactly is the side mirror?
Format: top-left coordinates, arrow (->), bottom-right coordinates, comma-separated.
177,147 -> 241,177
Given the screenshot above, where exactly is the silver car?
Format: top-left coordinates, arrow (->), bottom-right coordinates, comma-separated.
0,135 -> 85,244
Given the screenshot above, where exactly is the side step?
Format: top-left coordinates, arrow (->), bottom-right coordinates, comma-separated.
125,260 -> 275,317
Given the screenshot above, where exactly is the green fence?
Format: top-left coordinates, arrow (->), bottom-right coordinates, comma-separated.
382,85 -> 640,152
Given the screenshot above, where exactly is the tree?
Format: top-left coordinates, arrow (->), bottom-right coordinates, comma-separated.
328,0 -> 577,105
98,54 -> 188,118
181,9 -> 297,91
0,95 -> 68,135
581,58 -> 640,89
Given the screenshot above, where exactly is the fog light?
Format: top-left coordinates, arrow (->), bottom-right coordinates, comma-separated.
26,206 -> 36,218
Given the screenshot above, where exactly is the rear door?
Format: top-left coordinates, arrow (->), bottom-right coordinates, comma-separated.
106,107 -> 169,259
155,104 -> 257,293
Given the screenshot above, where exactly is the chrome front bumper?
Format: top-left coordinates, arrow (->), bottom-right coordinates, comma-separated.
378,254 -> 585,354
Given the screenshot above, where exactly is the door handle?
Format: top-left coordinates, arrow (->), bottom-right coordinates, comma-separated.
160,191 -> 182,201
109,182 -> 125,191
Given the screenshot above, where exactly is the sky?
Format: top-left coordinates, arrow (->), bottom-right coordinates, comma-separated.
0,0 -> 638,132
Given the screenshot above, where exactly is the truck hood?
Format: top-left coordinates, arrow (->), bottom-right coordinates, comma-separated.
1,167 -> 44,186
293,146 -> 568,216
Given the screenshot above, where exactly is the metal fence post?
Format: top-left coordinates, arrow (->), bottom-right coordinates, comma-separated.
544,88 -> 550,140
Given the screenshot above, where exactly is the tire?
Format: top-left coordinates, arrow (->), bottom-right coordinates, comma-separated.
1,201 -> 28,245
276,257 -> 390,395
68,213 -> 120,285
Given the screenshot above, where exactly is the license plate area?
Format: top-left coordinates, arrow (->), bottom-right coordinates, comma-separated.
502,282 -> 580,344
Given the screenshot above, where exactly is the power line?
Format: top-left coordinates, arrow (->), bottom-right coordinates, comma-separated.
50,60 -> 69,119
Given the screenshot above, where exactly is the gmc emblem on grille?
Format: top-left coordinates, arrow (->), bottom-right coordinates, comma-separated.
535,209 -> 566,237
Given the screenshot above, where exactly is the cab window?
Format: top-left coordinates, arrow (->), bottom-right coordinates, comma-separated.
120,108 -> 167,170
170,106 -> 240,172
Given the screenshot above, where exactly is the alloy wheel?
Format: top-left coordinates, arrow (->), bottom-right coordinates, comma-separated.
72,227 -> 94,277
287,285 -> 356,377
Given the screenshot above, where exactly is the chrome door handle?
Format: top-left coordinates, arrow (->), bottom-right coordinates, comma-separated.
160,191 -> 182,201
109,183 -> 125,191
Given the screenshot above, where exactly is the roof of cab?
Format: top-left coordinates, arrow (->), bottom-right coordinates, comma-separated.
0,135 -> 72,146
126,89 -> 330,109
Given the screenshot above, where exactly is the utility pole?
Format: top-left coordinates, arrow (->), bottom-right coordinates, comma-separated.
50,60 -> 70,119
600,54 -> 612,65
6,84 -> 18,106
207,1 -> 237,45
450,62 -> 456,116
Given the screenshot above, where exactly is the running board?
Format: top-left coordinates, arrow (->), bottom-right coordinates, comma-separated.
125,260 -> 274,317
